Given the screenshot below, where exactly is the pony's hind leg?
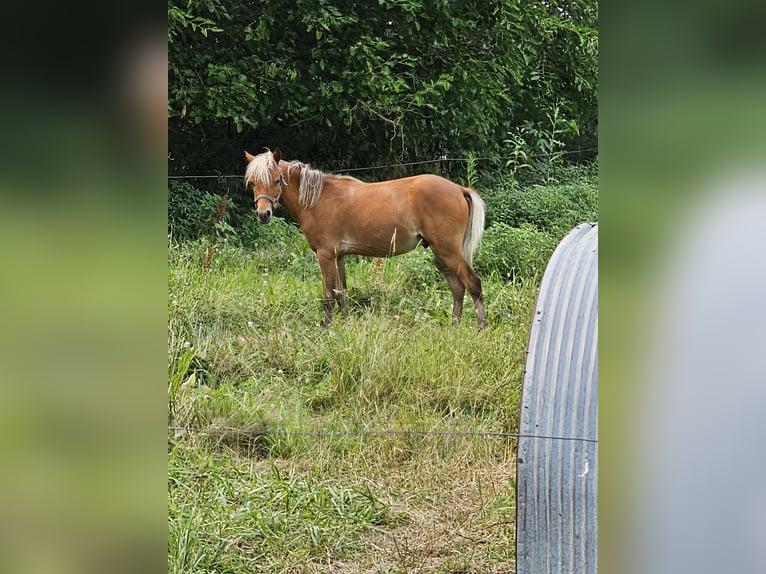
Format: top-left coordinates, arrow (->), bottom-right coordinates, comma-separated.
433,251 -> 488,329
434,256 -> 466,326
473,287 -> 488,329
466,268 -> 488,329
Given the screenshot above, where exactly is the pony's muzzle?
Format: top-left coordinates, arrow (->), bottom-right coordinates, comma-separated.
255,197 -> 273,223
256,209 -> 272,223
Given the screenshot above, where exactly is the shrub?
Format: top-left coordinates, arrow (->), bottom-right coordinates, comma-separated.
168,181 -> 223,240
168,179 -> 308,252
482,168 -> 597,237
474,223 -> 557,282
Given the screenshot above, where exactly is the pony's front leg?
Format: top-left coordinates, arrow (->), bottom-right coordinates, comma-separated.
336,256 -> 349,317
317,250 -> 339,326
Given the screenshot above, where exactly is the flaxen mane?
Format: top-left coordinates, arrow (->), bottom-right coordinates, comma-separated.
286,161 -> 323,208
287,161 -> 362,209
246,150 -> 362,209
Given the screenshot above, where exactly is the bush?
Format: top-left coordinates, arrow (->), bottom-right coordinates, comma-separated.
482,167 -> 597,237
168,181 -> 223,240
474,223 -> 557,282
168,179 -> 306,250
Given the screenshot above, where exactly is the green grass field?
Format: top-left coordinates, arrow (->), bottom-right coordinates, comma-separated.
168,230 -> 538,573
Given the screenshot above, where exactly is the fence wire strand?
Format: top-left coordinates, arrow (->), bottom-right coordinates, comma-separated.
168,426 -> 598,444
167,147 -> 598,180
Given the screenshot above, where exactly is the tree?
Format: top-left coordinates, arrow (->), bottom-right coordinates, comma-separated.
168,0 -> 597,176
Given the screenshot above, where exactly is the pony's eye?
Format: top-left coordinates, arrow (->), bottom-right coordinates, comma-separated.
274,180 -> 280,185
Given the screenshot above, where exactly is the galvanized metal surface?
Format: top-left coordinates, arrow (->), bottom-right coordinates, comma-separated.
516,222 -> 598,574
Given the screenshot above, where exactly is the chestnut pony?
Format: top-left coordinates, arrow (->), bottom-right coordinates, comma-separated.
244,149 -> 488,328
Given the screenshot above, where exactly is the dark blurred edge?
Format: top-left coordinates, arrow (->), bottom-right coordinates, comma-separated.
601,1 -> 766,574
0,3 -> 167,574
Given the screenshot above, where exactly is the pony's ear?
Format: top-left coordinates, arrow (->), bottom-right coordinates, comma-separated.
244,150 -> 256,163
272,148 -> 282,164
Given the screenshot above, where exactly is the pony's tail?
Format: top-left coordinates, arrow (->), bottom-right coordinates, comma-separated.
462,189 -> 485,266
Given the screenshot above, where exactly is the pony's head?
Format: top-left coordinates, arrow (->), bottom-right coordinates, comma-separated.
244,149 -> 285,223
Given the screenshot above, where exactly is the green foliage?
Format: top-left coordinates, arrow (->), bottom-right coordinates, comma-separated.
168,3 -> 224,41
505,101 -> 582,184
482,166 -> 598,237
167,181 -> 223,240
169,0 -> 598,175
168,178 -> 312,253
463,153 -> 480,189
474,165 -> 597,280
475,223 -> 558,282
503,130 -> 533,182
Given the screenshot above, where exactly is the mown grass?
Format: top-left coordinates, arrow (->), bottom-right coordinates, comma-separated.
168,232 -> 537,573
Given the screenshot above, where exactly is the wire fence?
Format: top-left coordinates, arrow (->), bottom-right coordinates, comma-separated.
167,147 -> 598,180
168,147 -> 599,450
168,425 -> 598,444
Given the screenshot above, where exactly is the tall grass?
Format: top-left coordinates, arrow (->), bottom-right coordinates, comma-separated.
168,234 -> 536,572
